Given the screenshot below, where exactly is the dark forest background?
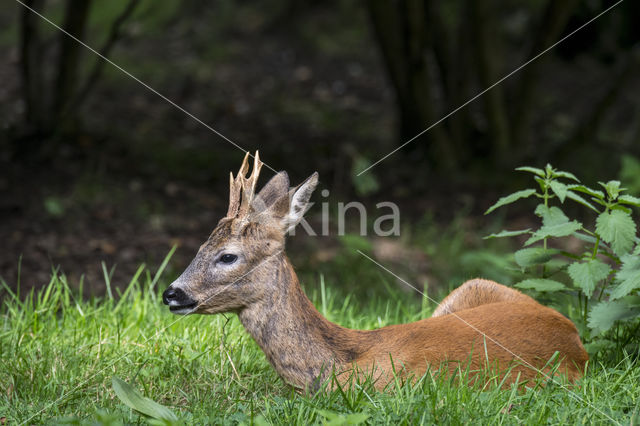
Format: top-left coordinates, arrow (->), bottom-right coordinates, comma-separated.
1,0 -> 639,298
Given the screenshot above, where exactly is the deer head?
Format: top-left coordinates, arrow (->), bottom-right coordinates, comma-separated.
162,151 -> 318,314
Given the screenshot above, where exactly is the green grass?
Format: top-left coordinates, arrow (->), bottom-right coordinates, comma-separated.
1,263 -> 639,425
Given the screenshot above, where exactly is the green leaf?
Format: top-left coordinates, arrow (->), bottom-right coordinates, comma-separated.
525,221 -> 582,246
483,229 -> 531,239
618,194 -> 640,207
610,254 -> 640,300
516,166 -> 545,177
514,248 -> 559,268
574,233 -> 614,253
565,190 -> 598,212
568,185 -> 605,199
599,180 -> 624,199
549,181 -> 568,203
527,205 -> 582,245
595,210 -> 637,256
567,259 -> 611,298
584,339 -> 615,355
574,232 -> 598,245
544,164 -> 554,177
626,294 -> 640,307
534,205 -> 569,226
515,279 -> 566,292
485,189 -> 537,214
592,197 -> 608,207
553,170 -> 579,182
610,204 -> 632,214
588,300 -> 635,334
112,377 -> 178,422
316,410 -> 370,425
534,176 -> 546,191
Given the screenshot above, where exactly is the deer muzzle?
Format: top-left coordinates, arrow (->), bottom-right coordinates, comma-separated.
162,285 -> 197,314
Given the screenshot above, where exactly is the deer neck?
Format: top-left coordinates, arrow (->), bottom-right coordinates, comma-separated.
237,255 -> 369,390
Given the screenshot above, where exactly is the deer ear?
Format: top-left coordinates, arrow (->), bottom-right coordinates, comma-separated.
282,172 -> 318,232
253,171 -> 290,212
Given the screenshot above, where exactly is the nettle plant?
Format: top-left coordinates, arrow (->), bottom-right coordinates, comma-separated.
485,164 -> 640,354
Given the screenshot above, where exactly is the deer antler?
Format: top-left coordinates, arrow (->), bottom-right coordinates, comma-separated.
226,151 -> 263,218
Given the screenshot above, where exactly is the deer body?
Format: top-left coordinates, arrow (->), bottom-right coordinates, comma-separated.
163,152 -> 588,391
237,255 -> 586,390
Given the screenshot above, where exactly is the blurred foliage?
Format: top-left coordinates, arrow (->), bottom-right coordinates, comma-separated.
43,196 -> 65,217
295,211 -> 522,311
620,155 -> 640,195
2,0 -> 639,192
410,213 -> 520,289
350,156 -> 379,196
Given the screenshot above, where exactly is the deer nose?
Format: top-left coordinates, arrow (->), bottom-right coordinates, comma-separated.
163,283 -> 197,313
163,287 -> 184,305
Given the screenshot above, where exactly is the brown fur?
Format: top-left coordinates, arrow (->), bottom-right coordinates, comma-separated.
163,153 -> 589,392
431,278 -> 537,317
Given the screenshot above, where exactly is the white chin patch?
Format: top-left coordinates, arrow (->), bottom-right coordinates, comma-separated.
170,307 -> 195,315
168,300 -> 197,315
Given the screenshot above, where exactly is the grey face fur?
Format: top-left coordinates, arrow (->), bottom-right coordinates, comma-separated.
162,168 -> 318,315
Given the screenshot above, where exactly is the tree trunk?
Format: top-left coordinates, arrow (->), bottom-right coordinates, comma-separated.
469,0 -> 510,166
556,46 -> 640,161
68,0 -> 140,115
367,0 -> 457,172
53,0 -> 93,126
426,1 -> 471,163
19,0 -> 46,136
511,0 -> 579,148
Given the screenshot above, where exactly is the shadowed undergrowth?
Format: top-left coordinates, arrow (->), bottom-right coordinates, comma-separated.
1,264 -> 639,425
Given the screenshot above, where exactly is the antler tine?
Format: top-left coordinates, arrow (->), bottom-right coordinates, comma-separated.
249,151 -> 263,198
237,151 -> 251,178
238,151 -> 263,216
227,151 -> 264,218
226,171 -> 240,218
226,152 -> 250,217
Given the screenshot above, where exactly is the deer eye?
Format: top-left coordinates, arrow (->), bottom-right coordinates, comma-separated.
219,254 -> 238,264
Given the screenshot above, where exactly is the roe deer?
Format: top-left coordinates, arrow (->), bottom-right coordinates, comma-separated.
162,152 -> 588,392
